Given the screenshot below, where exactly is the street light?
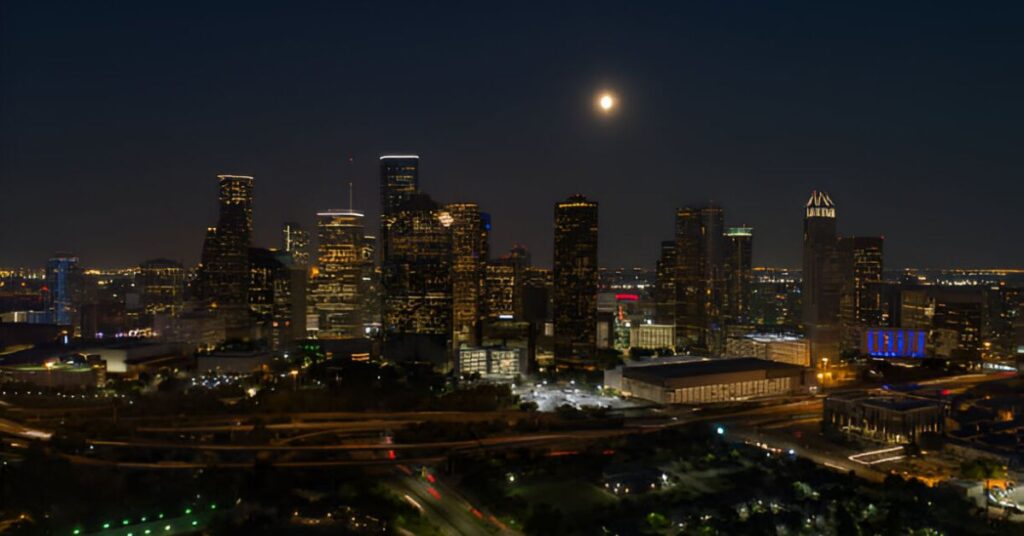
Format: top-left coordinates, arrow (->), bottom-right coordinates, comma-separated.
289,369 -> 299,390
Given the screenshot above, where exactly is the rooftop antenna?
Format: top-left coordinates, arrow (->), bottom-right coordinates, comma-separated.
346,155 -> 355,211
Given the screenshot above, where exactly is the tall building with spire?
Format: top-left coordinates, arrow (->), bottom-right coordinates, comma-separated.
553,194 -> 598,366
200,174 -> 254,337
802,190 -> 841,366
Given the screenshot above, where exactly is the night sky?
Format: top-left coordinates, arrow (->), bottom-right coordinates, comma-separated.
2,1 -> 1022,270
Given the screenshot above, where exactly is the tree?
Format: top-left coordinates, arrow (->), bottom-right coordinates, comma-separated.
960,459 -> 1007,513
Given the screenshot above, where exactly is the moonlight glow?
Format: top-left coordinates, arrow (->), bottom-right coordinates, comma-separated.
598,92 -> 615,112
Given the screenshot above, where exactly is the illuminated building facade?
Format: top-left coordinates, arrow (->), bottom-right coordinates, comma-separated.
629,323 -> 675,351
724,333 -> 810,367
45,253 -> 80,327
838,236 -> 884,350
457,347 -> 526,378
901,286 -> 986,360
282,222 -> 311,268
484,262 -> 517,319
137,259 -> 184,316
248,248 -> 305,349
749,268 -> 802,328
802,191 -> 841,366
553,195 -> 598,365
620,358 -> 816,404
200,174 -> 254,337
483,245 -> 533,321
378,155 -> 419,263
447,203 -> 489,349
654,240 -> 676,325
861,328 -> 927,358
824,392 -> 943,444
311,210 -> 369,339
724,226 -> 753,324
674,205 -> 727,354
381,194 -> 453,340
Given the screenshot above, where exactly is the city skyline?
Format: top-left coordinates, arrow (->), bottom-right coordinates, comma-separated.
2,2 -> 1023,270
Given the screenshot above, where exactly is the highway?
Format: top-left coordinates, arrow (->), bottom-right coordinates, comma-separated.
387,470 -> 519,536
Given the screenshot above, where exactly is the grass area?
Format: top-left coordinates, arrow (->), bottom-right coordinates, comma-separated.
509,479 -> 616,515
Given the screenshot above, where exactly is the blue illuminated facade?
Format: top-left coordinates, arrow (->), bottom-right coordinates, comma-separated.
862,328 -> 926,358
45,253 -> 79,327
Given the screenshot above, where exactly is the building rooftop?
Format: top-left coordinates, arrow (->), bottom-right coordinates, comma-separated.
827,391 -> 943,412
623,357 -> 806,383
741,333 -> 805,343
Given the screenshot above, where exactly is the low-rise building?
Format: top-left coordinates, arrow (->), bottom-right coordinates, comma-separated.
458,346 -> 527,379
629,323 -> 675,351
823,391 -> 944,444
196,349 -> 274,374
724,333 -> 810,367
1,356 -> 106,389
619,357 -> 815,404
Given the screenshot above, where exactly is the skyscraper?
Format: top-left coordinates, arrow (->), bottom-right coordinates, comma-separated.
379,155 -> 419,262
724,226 -> 754,324
838,236 -> 884,349
45,253 -> 80,327
311,209 -> 369,339
249,248 -> 305,349
673,205 -> 727,353
553,194 -> 598,366
802,190 -> 841,366
654,240 -> 677,325
447,203 -> 489,349
200,174 -> 254,337
138,259 -> 184,317
282,222 -> 311,268
381,194 -> 453,347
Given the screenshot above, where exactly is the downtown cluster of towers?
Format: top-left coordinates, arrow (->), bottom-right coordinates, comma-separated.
192,153 -> 888,370
33,161 -> 1019,370
196,156 -> 578,368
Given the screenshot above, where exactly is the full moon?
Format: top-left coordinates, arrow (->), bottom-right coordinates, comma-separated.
598,93 -> 615,112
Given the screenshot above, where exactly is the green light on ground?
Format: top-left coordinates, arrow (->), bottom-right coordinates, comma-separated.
103,523 -> 111,529
210,503 -> 217,510
192,520 -> 198,526
184,508 -> 191,515
123,519 -> 131,525
73,530 -> 81,535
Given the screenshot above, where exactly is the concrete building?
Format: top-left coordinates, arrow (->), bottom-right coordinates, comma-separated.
619,357 -> 815,404
724,333 -> 810,367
